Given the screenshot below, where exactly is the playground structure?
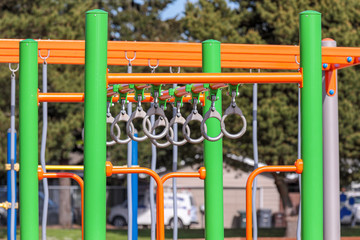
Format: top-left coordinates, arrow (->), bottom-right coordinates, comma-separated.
1,8 -> 360,240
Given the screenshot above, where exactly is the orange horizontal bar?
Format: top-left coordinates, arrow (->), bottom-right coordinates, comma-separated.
161,167 -> 206,184
38,92 -> 205,105
108,72 -> 303,86
106,162 -> 164,240
246,159 -> 303,240
38,168 -> 84,240
2,39 -> 360,70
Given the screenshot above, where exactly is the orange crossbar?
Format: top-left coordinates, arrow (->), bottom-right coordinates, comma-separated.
245,159 -> 303,240
161,167 -> 206,184
37,168 -> 84,240
38,92 -> 205,105
2,39 -> 360,69
107,72 -> 303,87
106,163 -> 165,240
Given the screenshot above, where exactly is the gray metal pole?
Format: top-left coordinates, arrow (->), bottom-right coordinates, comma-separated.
322,39 -> 340,240
127,102 -> 133,240
9,64 -> 17,240
252,83 -> 258,240
40,59 -> 49,240
150,111 -> 156,240
172,83 -> 178,240
127,63 -> 133,240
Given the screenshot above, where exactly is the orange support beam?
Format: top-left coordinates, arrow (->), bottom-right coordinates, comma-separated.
37,92 -> 205,105
106,162 -> 165,240
1,39 -> 360,70
246,159 -> 303,240
107,72 -> 303,87
160,167 -> 206,184
38,168 -> 84,240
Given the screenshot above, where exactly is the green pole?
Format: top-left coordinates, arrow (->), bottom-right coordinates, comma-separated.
202,40 -> 224,240
84,9 -> 108,240
300,11 -> 323,240
19,39 -> 39,240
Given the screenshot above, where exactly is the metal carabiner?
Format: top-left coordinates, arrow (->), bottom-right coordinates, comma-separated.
107,112 -> 121,146
201,95 -> 224,142
220,91 -> 247,139
167,102 -> 190,146
111,100 -> 132,144
183,98 -> 206,144
150,117 -> 174,148
126,95 -> 148,142
142,95 -> 169,140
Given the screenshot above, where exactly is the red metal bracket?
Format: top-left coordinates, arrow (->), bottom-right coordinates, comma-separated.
324,69 -> 337,96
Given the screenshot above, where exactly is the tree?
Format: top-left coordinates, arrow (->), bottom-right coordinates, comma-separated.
0,0 -> 183,227
182,0 -> 360,216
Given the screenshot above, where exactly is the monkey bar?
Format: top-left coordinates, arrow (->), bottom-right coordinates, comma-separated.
107,72 -> 303,86
1,39 -> 360,70
37,92 -> 204,104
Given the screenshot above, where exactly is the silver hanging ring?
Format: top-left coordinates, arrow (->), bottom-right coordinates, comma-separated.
220,91 -> 247,139
167,102 -> 190,146
126,96 -> 149,142
201,96 -> 223,142
183,100 -> 206,144
167,113 -> 191,146
150,118 -> 174,148
107,114 -> 121,146
142,105 -> 169,140
111,110 -> 132,144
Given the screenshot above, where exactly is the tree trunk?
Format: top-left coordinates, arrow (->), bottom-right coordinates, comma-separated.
272,173 -> 293,215
59,177 -> 72,228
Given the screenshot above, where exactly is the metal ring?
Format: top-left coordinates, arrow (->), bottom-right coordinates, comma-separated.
201,109 -> 224,141
39,49 -> 50,63
9,63 -> 19,73
220,105 -> 247,139
142,106 -> 169,140
169,66 -> 180,73
182,110 -> 206,144
107,114 -> 121,146
166,114 -> 191,146
110,112 -> 132,144
125,51 -> 136,63
126,107 -> 149,142
150,119 -> 174,148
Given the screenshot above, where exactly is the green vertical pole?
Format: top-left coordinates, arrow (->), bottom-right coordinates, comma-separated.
300,11 -> 323,240
19,39 -> 39,240
84,9 -> 108,240
202,40 -> 224,240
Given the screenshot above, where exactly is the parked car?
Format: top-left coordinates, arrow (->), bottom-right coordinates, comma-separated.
108,191 -> 198,228
0,188 -> 78,225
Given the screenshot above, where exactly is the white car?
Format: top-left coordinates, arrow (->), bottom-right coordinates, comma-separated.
108,191 -> 198,228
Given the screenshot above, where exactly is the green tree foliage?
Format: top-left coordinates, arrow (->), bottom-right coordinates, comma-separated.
181,0 -> 360,211
0,0 -> 359,216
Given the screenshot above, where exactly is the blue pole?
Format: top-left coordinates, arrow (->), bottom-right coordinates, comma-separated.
131,134 -> 138,240
7,130 -> 17,240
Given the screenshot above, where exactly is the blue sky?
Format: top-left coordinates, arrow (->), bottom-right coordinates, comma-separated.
160,0 -> 197,20
160,0 -> 239,20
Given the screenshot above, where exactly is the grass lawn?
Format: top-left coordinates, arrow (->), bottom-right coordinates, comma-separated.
1,227 -> 360,239
0,228 -> 284,240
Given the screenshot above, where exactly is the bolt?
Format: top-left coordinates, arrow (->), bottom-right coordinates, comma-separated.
323,63 -> 328,69
329,89 -> 335,95
347,57 -> 352,63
